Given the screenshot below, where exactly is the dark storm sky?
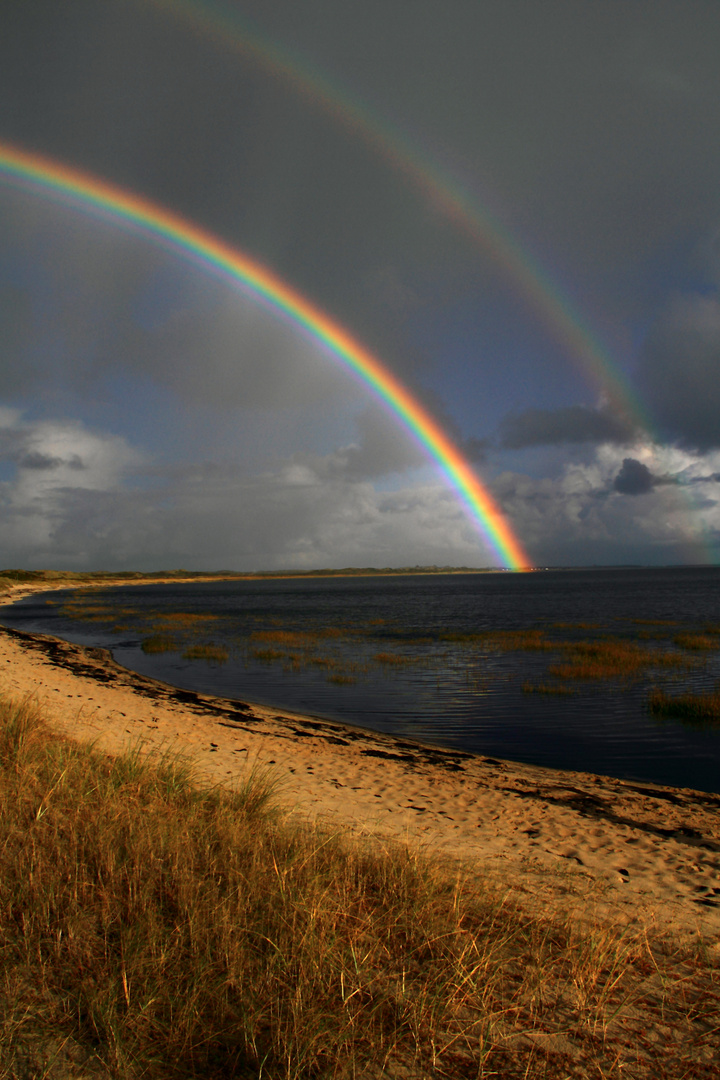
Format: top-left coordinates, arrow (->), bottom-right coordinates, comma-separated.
1,0 -> 719,569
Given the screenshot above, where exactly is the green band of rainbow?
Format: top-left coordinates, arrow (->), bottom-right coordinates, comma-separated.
0,140 -> 530,570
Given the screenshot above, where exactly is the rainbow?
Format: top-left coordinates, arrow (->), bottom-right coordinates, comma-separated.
148,0 -> 648,432
0,140 -> 530,570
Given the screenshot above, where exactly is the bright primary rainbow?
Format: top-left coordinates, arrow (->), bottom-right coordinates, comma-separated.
0,140 -> 530,570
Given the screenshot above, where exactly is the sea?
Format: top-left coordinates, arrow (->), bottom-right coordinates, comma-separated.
3,566 -> 720,794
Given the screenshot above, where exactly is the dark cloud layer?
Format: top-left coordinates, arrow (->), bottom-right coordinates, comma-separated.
499,405 -> 635,449
2,0 -> 720,389
637,295 -> 720,451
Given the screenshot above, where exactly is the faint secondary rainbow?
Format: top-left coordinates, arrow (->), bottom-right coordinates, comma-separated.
0,141 -> 530,570
148,0 -> 648,431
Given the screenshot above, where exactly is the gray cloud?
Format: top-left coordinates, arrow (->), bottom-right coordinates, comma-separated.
610,457 -> 720,497
636,294 -> 720,451
690,472 -> 720,484
17,452 -> 65,471
459,437 -> 490,463
0,453 -> 495,572
613,458 -> 654,495
491,444 -> 720,565
499,405 -> 636,449
290,405 -> 426,482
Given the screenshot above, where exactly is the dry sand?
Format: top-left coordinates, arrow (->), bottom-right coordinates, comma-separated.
2,578 -> 720,943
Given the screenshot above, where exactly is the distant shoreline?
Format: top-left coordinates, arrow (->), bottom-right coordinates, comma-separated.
1,563 -> 713,604
0,566 -> 508,607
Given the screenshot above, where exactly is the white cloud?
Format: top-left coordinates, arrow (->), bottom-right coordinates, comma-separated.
0,413 -> 142,560
498,441 -> 720,563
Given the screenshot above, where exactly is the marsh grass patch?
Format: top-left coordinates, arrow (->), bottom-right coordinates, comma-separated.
373,652 -> 422,667
182,643 -> 229,664
674,634 -> 720,651
252,647 -> 286,662
140,634 -> 178,655
548,639 -> 692,681
522,682 -> 578,696
648,688 -> 720,724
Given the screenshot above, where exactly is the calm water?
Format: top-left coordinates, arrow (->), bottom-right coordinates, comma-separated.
3,567 -> 720,793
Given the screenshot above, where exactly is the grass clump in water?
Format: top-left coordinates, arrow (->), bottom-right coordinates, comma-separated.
182,643 -> 229,664
140,634 -> 178,654
522,682 -> 578,696
373,651 -> 419,667
0,698 -> 717,1078
648,688 -> 720,723
548,639 -> 689,680
252,647 -> 286,662
630,618 -> 678,626
251,629 -> 321,649
673,633 -> 720,651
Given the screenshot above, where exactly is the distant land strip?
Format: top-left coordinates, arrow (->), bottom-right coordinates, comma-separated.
0,566 -> 508,591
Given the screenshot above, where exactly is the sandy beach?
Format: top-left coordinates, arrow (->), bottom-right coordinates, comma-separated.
2,578 -> 720,944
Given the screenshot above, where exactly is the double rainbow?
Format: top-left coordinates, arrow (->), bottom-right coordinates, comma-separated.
0,141 -> 530,570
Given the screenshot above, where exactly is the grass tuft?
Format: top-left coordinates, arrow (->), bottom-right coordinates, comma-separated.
373,652 -> 419,667
648,688 -> 720,723
140,634 -> 178,655
673,634 -> 720,651
548,639 -> 689,680
182,643 -> 229,664
522,682 -> 578,696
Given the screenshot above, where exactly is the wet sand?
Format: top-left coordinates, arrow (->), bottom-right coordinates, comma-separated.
2,578 -> 720,942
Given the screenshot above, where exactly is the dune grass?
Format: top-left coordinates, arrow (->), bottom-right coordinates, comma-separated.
0,698 -> 718,1079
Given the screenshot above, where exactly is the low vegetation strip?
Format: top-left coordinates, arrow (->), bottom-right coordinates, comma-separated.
0,699 -> 718,1078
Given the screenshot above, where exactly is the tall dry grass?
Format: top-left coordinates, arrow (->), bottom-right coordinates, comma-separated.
0,698 -> 718,1078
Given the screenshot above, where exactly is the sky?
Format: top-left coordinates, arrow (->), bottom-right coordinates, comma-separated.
1,0 -> 720,571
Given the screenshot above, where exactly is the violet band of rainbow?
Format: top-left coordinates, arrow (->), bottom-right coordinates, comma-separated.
0,140 -> 530,570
